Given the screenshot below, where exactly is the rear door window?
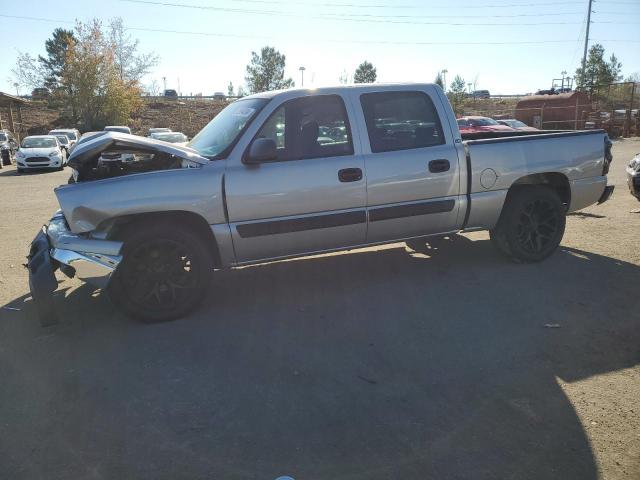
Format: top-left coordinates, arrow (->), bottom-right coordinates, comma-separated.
360,91 -> 444,153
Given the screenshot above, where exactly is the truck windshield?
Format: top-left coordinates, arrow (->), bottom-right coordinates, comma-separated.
188,98 -> 269,159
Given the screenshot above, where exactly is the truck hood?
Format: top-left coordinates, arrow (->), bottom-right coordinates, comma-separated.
67,131 -> 209,169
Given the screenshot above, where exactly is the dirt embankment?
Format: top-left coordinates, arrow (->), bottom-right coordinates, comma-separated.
16,98 -> 228,137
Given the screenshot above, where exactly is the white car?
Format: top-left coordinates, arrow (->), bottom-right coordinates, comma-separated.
16,135 -> 66,173
48,129 -> 80,149
148,127 -> 172,136
149,131 -> 189,146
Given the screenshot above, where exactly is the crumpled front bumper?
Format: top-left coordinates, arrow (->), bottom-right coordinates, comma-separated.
627,166 -> 640,200
27,212 -> 123,325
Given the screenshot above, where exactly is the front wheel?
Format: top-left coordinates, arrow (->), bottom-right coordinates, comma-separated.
490,186 -> 566,263
108,223 -> 215,323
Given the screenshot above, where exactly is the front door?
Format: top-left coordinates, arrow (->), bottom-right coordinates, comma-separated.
225,94 -> 367,263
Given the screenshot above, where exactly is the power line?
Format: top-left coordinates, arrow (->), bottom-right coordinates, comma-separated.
121,0 -> 588,10
114,0 -> 593,26
148,0 -> 589,8
1,14 -> 638,46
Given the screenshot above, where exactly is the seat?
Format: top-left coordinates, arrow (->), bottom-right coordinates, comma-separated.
300,121 -> 320,158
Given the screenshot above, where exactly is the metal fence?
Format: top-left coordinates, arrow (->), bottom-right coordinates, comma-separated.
462,82 -> 639,137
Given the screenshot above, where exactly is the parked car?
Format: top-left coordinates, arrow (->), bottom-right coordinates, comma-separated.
0,129 -> 19,167
53,134 -> 72,158
48,129 -> 80,149
457,116 -> 516,133
627,153 -> 640,202
149,131 -> 189,146
104,125 -> 132,134
472,90 -> 490,99
148,127 -> 172,136
164,89 -> 178,99
28,83 -> 614,325
213,92 -> 226,100
15,135 -> 65,173
496,119 -> 539,131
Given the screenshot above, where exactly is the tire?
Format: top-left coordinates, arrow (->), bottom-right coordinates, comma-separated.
108,222 -> 215,323
490,186 -> 566,263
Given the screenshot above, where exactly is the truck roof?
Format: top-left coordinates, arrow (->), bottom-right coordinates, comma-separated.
244,83 -> 438,100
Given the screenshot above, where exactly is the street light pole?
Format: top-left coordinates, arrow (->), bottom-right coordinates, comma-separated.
442,69 -> 448,92
299,66 -> 306,87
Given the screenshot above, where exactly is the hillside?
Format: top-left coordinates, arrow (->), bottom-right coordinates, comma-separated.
18,98 -> 228,137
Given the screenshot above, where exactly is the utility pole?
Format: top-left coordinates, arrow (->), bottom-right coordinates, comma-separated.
299,66 -> 306,87
580,0 -> 593,86
442,69 -> 448,92
162,76 -> 167,92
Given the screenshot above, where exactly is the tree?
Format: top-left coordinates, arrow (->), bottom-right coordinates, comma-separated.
227,81 -> 235,96
38,28 -> 75,90
108,17 -> 159,82
245,46 -> 294,94
146,78 -> 161,96
575,44 -> 622,88
11,52 -> 46,90
354,61 -> 377,83
62,19 -> 142,129
447,75 -> 467,116
434,72 -> 444,89
237,86 -> 246,98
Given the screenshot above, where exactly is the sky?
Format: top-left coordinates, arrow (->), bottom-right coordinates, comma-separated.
0,0 -> 638,96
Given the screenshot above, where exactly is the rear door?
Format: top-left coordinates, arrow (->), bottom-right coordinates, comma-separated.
355,88 -> 463,242
225,94 -> 367,263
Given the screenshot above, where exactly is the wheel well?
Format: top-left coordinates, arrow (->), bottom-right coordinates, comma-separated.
103,211 -> 221,267
509,172 -> 571,207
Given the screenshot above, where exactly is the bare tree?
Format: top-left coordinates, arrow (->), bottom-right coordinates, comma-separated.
146,78 -> 161,96
109,17 -> 159,83
11,51 -> 46,90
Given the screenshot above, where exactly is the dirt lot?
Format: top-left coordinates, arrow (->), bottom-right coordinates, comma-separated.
0,140 -> 639,479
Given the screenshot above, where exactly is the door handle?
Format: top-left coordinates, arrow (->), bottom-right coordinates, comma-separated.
429,159 -> 450,173
338,168 -> 363,182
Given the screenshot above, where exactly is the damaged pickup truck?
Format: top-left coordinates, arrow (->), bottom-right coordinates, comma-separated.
28,83 -> 614,324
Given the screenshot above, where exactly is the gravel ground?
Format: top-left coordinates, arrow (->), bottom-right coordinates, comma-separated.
0,139 -> 638,480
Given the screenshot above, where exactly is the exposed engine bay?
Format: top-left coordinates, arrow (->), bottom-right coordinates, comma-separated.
67,132 -> 209,183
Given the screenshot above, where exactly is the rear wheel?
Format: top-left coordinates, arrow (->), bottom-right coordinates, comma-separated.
108,222 -> 215,323
490,186 -> 566,263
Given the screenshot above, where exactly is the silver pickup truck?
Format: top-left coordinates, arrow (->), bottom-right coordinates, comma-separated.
27,83 -> 614,324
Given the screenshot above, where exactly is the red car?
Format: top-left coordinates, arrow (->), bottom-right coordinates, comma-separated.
457,116 -> 515,134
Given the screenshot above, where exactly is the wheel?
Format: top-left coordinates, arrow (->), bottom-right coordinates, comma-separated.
108,222 -> 215,323
490,186 -> 566,263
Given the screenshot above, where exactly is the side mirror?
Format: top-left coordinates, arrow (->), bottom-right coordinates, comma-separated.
244,138 -> 277,164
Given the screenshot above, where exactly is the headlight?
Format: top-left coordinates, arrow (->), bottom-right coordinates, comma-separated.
49,151 -> 60,157
16,151 -> 24,158
0,143 -> 8,150
630,156 -> 640,170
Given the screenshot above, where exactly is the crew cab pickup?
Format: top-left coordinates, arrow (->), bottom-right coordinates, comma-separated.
27,84 -> 614,324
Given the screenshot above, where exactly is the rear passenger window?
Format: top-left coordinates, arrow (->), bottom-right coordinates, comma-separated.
254,94 -> 353,161
360,91 -> 444,153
